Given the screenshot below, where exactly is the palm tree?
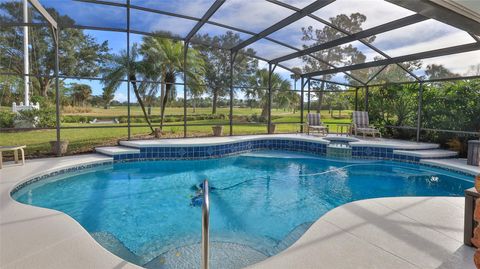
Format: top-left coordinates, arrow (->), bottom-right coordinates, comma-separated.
290,67 -> 302,91
246,69 -> 291,119
71,83 -> 92,107
140,36 -> 205,131
275,89 -> 299,113
102,44 -> 154,133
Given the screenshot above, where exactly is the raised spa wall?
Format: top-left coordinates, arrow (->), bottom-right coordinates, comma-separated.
112,138 -> 446,163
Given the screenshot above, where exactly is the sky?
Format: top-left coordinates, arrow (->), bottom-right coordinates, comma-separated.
28,0 -> 480,101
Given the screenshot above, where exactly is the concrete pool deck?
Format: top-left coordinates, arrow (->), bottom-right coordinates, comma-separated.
0,135 -> 478,268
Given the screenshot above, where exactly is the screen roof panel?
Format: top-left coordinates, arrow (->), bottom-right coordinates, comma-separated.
368,19 -> 477,57
4,0 -> 479,85
190,24 -> 253,49
130,0 -> 215,18
267,16 -> 347,50
368,64 -> 417,84
208,0 -> 295,33
245,39 -> 298,60
307,40 -> 386,69
313,0 -> 415,32
130,9 -> 197,39
40,0 -> 126,29
276,0 -> 318,9
418,50 -> 480,80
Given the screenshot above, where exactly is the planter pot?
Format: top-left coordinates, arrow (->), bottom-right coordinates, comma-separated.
212,126 -> 224,137
50,140 -> 69,155
154,128 -> 162,138
468,140 -> 480,166
268,124 -> 276,134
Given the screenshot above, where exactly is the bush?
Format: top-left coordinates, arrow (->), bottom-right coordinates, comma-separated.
0,111 -> 15,128
15,107 -> 56,128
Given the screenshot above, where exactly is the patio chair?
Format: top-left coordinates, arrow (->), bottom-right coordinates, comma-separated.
352,111 -> 381,138
305,113 -> 328,136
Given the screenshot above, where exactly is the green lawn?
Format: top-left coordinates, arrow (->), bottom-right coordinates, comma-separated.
1,106 -> 353,158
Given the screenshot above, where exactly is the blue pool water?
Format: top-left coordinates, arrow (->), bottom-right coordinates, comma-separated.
13,151 -> 473,269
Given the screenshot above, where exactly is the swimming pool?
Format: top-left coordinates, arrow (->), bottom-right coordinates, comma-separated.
12,150 -> 473,269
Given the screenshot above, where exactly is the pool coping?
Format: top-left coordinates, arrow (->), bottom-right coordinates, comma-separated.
0,154 -> 142,269
0,137 -> 477,268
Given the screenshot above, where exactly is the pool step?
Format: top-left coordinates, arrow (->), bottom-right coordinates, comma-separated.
95,146 -> 140,156
393,149 -> 458,159
144,242 -> 267,269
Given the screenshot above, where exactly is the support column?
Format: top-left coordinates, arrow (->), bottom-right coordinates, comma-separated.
307,79 -> 311,113
126,0 -> 131,140
54,27 -> 61,156
300,77 -> 304,133
267,63 -> 273,134
416,82 -> 423,142
365,86 -> 369,112
229,51 -> 235,136
23,0 -> 30,106
354,87 -> 358,111
183,43 -> 188,138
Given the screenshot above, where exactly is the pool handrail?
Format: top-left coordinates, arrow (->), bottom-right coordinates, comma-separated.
202,179 -> 210,269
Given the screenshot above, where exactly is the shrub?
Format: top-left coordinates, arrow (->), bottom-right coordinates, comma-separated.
15,107 -> 56,128
0,111 -> 15,128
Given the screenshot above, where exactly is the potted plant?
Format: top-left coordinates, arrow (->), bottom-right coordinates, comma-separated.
50,140 -> 69,155
154,128 -> 162,138
268,123 -> 276,134
212,125 -> 224,137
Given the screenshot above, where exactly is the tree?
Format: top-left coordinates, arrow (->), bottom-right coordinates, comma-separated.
275,88 -> 299,113
301,13 -> 375,111
101,86 -> 115,109
0,2 -> 109,98
192,32 -> 258,114
102,44 -> 154,132
188,82 -> 207,113
246,69 -> 292,119
70,83 -> 91,107
290,67 -> 302,91
466,64 -> 480,76
425,64 -> 459,80
140,36 -> 205,131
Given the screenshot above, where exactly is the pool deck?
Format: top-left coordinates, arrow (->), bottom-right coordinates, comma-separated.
118,133 -> 440,149
0,134 -> 478,269
248,197 -> 474,269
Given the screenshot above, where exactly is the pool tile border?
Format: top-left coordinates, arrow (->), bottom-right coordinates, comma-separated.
112,139 -> 454,165
10,161 -> 113,195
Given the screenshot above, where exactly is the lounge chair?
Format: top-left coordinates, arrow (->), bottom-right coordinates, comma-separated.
305,113 -> 328,136
352,111 -> 381,138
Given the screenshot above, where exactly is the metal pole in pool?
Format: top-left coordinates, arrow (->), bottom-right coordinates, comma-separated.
202,179 -> 210,269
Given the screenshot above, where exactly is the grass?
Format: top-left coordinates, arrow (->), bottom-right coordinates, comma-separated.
0,106 -> 353,158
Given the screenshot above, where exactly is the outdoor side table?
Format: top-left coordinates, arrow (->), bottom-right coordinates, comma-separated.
0,145 -> 26,169
336,123 -> 351,136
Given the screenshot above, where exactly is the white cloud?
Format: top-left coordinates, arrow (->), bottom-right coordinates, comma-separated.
370,19 -> 475,55
421,50 -> 480,75
209,0 -> 294,32
313,0 -> 414,29
114,92 -> 127,103
247,39 -> 297,59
